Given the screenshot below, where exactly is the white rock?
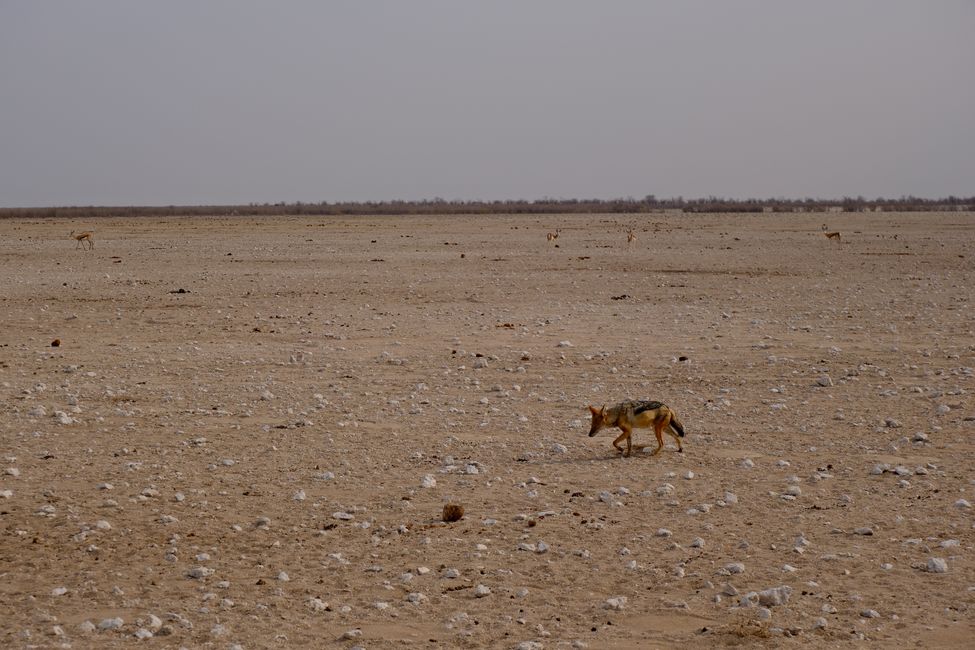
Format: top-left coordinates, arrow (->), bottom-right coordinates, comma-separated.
557,340 -> 574,348
421,474 -> 437,488
604,596 -> 627,610
293,490 -> 306,501
724,562 -> 746,574
277,571 -> 290,581
926,557 -> 948,573
757,585 -> 793,606
741,458 -> 755,469
187,566 -> 214,579
656,528 -> 672,538
406,592 -> 427,604
861,609 -> 881,618
98,617 -> 124,631
552,443 -> 568,454
307,597 -> 329,612
474,584 -> 491,597
954,499 -> 972,509
134,628 -> 153,640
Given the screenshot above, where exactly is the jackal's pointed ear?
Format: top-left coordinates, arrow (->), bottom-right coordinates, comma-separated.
588,405 -> 599,415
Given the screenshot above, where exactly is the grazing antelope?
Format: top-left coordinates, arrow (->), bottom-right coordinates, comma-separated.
824,231 -> 841,242
626,230 -> 637,245
546,228 -> 561,242
71,230 -> 94,250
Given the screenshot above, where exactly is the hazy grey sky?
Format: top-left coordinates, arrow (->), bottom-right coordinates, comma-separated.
1,1 -> 973,206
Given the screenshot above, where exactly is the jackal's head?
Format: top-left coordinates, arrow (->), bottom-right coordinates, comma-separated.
588,405 -> 608,437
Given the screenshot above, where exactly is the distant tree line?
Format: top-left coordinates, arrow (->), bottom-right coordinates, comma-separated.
1,195 -> 972,219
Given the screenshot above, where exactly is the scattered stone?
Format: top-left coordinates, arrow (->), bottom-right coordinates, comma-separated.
187,566 -> 214,579
307,597 -> 329,612
926,557 -> 948,573
757,585 -> 793,606
98,617 -> 124,631
421,474 -> 437,489
474,584 -> 491,597
604,596 -> 627,610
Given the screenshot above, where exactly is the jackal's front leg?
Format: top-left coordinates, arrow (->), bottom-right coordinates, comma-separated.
612,428 -> 630,456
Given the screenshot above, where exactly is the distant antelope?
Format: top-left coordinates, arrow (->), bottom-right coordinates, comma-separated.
821,224 -> 829,232
71,230 -> 94,250
546,228 -> 561,242
626,230 -> 637,245
824,231 -> 841,242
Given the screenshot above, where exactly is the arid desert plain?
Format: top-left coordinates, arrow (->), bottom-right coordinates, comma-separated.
1,212 -> 973,649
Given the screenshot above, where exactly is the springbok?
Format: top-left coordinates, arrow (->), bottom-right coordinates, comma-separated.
71,230 -> 94,250
626,230 -> 637,245
824,231 -> 841,242
546,228 -> 561,242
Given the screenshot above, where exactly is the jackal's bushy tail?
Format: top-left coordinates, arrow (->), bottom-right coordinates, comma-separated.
670,412 -> 685,438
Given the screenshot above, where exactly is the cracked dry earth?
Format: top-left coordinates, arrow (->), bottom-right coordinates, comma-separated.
1,211 -> 973,649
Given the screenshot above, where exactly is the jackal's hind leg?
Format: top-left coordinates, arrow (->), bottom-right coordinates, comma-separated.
651,420 -> 666,455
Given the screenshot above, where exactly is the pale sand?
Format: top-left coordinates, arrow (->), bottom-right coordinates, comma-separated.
1,212 -> 973,648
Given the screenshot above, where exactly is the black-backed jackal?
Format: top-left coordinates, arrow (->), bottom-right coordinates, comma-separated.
588,400 -> 685,457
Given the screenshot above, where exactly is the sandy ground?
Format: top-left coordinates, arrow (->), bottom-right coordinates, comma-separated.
1,212 -> 973,649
